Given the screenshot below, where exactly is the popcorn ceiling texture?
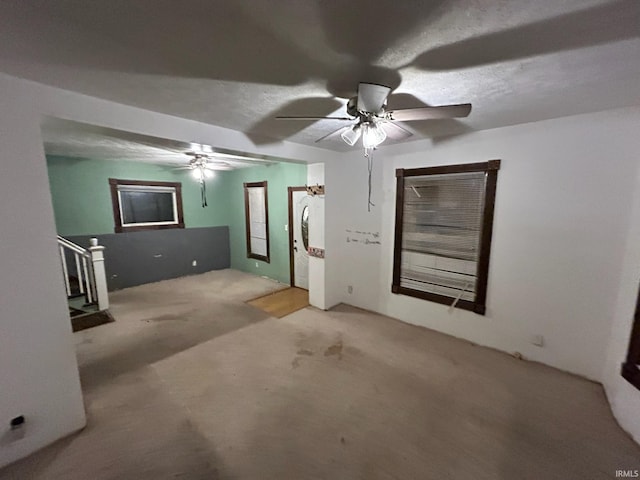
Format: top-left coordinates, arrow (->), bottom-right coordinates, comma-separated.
1,0 -> 638,150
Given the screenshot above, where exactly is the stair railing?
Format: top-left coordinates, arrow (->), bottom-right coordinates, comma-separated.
57,236 -> 109,311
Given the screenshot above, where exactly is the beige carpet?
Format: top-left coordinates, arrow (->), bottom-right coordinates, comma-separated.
1,269 -> 639,479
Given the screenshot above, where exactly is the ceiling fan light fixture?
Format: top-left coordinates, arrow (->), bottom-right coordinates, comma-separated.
191,167 -> 202,180
341,124 -> 361,146
362,122 -> 387,150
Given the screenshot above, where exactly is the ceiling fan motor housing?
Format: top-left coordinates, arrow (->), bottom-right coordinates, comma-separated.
346,97 -> 358,117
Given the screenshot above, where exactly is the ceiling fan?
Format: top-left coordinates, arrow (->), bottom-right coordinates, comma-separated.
276,82 -> 471,155
171,144 -> 234,207
173,150 -> 234,179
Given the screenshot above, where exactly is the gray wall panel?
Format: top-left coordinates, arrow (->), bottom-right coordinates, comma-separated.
67,226 -> 230,290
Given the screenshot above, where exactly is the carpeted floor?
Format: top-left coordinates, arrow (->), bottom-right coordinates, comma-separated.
1,269 -> 639,479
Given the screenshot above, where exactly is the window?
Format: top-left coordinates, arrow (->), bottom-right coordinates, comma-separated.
301,205 -> 309,251
244,181 -> 270,263
621,285 -> 640,390
109,179 -> 184,233
392,160 -> 500,314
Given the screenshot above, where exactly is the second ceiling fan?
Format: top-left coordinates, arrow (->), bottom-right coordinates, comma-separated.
276,82 -> 471,155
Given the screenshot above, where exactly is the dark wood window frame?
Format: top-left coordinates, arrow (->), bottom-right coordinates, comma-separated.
109,178 -> 185,233
621,284 -> 640,390
391,160 -> 500,315
244,181 -> 270,263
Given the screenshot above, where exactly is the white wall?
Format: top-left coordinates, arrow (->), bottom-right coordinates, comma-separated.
325,107 -> 640,383
0,72 -> 328,468
307,163 -> 326,309
0,75 -> 86,468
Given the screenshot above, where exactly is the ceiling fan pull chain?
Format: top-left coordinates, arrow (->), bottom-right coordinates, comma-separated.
201,178 -> 208,208
367,150 -> 375,212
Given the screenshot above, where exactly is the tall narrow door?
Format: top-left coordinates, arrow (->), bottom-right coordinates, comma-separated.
291,189 -> 309,290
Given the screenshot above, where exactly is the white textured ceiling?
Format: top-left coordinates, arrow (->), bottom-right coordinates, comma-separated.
41,117 -> 288,168
2,0 -> 639,151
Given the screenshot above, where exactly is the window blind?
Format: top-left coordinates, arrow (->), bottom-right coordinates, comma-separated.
400,171 -> 487,302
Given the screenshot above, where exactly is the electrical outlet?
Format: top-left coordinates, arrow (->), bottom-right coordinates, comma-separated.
255,262 -> 259,268
8,415 -> 25,441
347,285 -> 353,294
284,224 -> 288,232
192,260 -> 197,267
10,415 -> 25,430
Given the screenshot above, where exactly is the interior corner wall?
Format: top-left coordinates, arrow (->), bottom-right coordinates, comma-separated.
325,106 -> 640,383
0,72 -> 326,468
227,162 -> 307,285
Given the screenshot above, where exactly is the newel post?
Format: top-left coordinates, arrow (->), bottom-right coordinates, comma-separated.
89,238 -> 109,311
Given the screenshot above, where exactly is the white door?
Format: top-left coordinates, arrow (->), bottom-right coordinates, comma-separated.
292,190 -> 309,289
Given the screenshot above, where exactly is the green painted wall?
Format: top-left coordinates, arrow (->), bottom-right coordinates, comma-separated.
227,162 -> 307,284
47,155 -> 306,284
46,155 -> 231,236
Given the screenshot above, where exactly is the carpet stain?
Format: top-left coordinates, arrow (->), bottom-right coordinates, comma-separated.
291,357 -> 301,369
297,349 -> 314,356
148,313 -> 190,322
324,340 -> 343,359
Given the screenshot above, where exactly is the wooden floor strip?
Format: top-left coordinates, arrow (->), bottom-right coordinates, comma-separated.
247,287 -> 309,318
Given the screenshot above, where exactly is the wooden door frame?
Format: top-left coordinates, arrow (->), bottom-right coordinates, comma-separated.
288,186 -> 307,287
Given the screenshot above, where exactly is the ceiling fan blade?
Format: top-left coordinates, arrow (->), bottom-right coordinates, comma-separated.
357,83 -> 391,113
380,121 -> 413,141
206,165 -> 234,171
388,104 -> 472,121
276,116 -> 352,121
315,125 -> 351,143
206,151 -> 276,165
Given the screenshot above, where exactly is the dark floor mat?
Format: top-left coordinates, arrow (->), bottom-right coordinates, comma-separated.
69,306 -> 86,318
72,310 -> 114,332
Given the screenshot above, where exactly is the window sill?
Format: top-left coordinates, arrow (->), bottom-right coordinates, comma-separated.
391,285 -> 485,315
115,223 -> 185,233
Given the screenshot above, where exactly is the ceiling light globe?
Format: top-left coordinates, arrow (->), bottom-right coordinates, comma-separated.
191,168 -> 204,180
362,123 -> 387,149
341,125 -> 362,146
